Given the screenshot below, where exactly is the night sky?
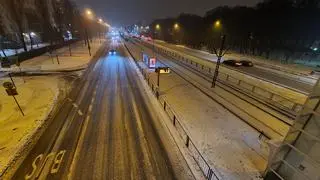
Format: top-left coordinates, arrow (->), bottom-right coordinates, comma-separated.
75,0 -> 261,27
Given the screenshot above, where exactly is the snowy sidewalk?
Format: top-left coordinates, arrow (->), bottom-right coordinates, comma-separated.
126,42 -> 268,180
0,39 -> 105,72
0,38 -> 106,176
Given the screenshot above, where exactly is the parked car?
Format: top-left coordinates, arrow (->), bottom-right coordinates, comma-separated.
240,60 -> 254,67
222,60 -> 242,67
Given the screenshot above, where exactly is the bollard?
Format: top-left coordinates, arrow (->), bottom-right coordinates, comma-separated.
173,115 -> 176,126
164,101 -> 166,110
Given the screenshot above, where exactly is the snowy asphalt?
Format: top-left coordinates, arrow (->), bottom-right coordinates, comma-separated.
10,45 -> 184,179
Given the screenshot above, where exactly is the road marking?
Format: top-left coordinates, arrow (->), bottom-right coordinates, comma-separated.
130,94 -> 156,179
78,110 -> 83,116
25,150 -> 66,179
68,116 -> 91,180
72,103 -> 78,108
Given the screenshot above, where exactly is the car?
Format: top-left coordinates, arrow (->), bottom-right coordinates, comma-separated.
240,60 -> 254,67
311,70 -> 320,75
109,49 -> 116,55
222,60 -> 242,67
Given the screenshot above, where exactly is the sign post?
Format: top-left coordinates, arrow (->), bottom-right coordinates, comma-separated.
3,82 -> 24,116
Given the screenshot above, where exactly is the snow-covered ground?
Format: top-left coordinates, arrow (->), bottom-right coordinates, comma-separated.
0,38 -> 105,175
150,40 -> 308,106
0,43 -> 49,57
126,42 -> 269,180
1,39 -> 104,72
0,76 -> 61,174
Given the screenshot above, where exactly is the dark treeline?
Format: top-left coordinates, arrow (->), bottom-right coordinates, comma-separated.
0,0 -> 107,54
150,0 -> 320,63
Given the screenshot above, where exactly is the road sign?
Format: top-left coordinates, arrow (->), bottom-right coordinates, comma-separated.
159,68 -> 170,74
3,82 -> 18,96
6,88 -> 18,96
2,81 -> 24,115
3,82 -> 14,89
155,67 -> 170,73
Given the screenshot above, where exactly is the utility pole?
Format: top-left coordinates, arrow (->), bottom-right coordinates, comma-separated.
211,35 -> 227,88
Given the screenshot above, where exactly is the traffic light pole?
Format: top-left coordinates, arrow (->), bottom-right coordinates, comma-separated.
211,35 -> 226,88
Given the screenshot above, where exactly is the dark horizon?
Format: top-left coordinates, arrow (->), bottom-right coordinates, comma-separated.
75,0 -> 261,27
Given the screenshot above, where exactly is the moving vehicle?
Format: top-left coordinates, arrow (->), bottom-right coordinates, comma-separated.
311,69 -> 320,75
223,60 -> 242,67
109,49 -> 116,55
240,60 -> 254,67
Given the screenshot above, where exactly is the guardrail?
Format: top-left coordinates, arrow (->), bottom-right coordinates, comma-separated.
140,40 -> 304,116
124,43 -> 221,180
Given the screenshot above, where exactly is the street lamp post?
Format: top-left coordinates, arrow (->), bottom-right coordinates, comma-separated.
173,23 -> 180,43
153,24 -> 161,56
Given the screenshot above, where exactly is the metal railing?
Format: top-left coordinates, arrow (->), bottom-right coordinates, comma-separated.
124,43 -> 221,180
141,41 -> 304,115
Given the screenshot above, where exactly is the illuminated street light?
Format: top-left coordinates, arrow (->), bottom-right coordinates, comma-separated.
174,23 -> 179,30
214,20 -> 221,28
98,18 -> 103,23
86,9 -> 92,15
156,24 -> 160,30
